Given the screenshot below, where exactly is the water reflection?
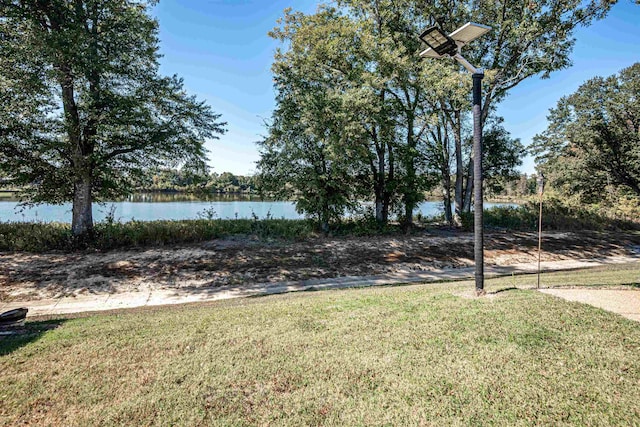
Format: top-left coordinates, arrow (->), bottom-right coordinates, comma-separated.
121,192 -> 268,203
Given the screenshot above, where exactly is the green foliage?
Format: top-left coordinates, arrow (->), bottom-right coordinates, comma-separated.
0,0 -> 225,235
482,117 -> 525,183
137,168 -> 258,194
417,0 -> 612,223
261,0 -> 613,228
258,9 -> 366,228
477,198 -> 640,232
460,0 -> 614,114
0,219 -> 318,252
481,206 -> 537,231
484,173 -> 539,201
261,2 -> 440,228
532,62 -> 640,201
0,213 -> 445,252
0,222 -> 74,252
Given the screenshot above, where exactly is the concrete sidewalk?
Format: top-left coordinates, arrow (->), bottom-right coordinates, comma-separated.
2,255 -> 638,318
540,288 -> 640,322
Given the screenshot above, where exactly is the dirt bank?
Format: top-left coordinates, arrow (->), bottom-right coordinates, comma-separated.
1,229 -> 639,302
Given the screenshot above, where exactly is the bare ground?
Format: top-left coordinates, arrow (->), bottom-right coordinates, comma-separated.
1,229 -> 639,302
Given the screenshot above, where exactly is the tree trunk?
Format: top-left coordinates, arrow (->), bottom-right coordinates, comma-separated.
320,199 -> 330,234
48,7 -> 96,238
384,139 -> 395,224
72,176 -> 93,237
382,195 -> 390,223
374,137 -> 386,224
59,71 -> 95,237
375,200 -> 384,222
442,173 -> 453,225
403,164 -> 416,229
436,124 -> 453,225
402,116 -> 416,230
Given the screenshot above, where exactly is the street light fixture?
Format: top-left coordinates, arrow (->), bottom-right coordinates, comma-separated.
419,22 -> 491,296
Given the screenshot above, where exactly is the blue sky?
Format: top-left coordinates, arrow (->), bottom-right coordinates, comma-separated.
154,0 -> 640,176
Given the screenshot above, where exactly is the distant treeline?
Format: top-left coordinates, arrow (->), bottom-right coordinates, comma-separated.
135,167 -> 544,200
135,169 -> 259,194
1,168 -> 540,200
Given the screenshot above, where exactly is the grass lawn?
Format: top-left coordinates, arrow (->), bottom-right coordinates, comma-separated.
1,265 -> 640,426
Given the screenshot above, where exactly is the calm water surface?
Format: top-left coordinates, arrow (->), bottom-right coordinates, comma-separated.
0,193 -> 517,223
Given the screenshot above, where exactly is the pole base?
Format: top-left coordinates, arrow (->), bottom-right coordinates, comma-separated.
475,288 -> 486,297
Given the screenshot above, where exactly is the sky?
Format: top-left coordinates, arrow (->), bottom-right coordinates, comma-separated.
153,0 -> 640,176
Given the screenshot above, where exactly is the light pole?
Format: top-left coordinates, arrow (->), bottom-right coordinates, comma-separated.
419,22 -> 491,296
537,172 -> 545,289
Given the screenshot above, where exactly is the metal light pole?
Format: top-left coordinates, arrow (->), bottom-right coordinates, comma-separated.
537,172 -> 545,289
472,71 -> 484,295
419,23 -> 491,295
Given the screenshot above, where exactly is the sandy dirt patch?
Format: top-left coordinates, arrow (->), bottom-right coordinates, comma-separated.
1,230 -> 639,302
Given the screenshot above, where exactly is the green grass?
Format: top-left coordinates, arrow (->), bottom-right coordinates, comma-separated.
489,262 -> 640,289
2,266 -> 640,425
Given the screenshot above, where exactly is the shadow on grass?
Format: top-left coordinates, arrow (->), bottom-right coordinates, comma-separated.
0,320 -> 65,356
489,287 -> 519,295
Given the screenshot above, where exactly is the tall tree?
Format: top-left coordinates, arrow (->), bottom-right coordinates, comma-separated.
0,0 -> 225,237
264,2 -> 441,229
258,13 -> 363,230
341,0 -> 431,228
418,0 -> 615,224
532,62 -> 640,200
482,116 -> 525,187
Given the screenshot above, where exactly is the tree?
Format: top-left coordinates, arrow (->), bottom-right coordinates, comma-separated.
532,62 -> 640,201
258,130 -> 359,231
482,117 -> 525,182
481,117 -> 525,197
262,0 -> 613,229
423,112 -> 523,223
0,0 -> 225,237
417,0 -> 615,224
263,2 -> 442,229
257,24 -> 362,230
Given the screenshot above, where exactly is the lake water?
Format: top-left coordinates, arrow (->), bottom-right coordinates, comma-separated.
0,193 -> 517,223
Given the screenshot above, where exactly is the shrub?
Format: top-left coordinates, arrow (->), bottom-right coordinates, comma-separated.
483,205 -> 537,230
0,222 -> 73,251
483,197 -> 640,231
0,219 -> 318,252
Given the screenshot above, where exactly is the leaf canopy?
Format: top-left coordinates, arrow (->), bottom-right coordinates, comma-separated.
0,0 -> 226,205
